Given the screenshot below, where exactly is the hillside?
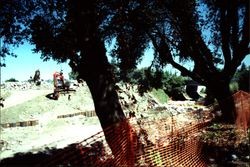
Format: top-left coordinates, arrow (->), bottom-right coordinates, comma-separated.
0,81 -> 207,160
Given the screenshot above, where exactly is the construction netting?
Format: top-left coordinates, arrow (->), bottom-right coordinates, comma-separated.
233,91 -> 250,133
39,111 -> 212,167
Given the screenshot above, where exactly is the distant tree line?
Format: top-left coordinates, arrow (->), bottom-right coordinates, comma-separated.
110,62 -> 249,100
5,78 -> 19,82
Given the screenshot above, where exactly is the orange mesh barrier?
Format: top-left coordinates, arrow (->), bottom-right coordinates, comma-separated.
233,91 -> 250,132
40,116 -> 211,167
133,118 -> 210,167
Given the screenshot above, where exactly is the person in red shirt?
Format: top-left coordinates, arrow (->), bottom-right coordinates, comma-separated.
53,70 -> 64,99
53,71 -> 65,88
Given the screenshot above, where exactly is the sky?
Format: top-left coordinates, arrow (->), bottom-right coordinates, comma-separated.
0,42 -> 249,83
0,43 -> 155,82
0,44 -> 71,82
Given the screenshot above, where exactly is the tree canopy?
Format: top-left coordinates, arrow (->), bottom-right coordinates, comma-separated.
1,1 -> 249,163
1,0 -> 249,122
109,0 -> 249,121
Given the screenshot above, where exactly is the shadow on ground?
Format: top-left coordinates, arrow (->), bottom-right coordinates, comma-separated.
45,93 -> 57,100
0,141 -> 111,167
201,123 -> 250,167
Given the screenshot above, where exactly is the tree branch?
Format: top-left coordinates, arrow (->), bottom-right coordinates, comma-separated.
146,31 -> 206,85
230,1 -> 239,56
230,2 -> 249,74
220,5 -> 232,70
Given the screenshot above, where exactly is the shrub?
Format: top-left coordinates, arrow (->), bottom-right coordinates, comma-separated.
5,78 -> 19,82
229,82 -> 239,93
238,70 -> 250,92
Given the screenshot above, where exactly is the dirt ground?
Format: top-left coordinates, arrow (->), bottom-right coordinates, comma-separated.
0,83 -> 102,160
0,82 -> 189,160
1,82 -> 248,166
0,81 -> 215,163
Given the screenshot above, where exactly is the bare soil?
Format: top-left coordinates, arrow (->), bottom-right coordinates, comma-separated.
0,84 -> 101,160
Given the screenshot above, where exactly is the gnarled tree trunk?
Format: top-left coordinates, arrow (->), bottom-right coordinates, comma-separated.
207,78 -> 236,123
76,38 -> 135,166
66,1 -> 136,164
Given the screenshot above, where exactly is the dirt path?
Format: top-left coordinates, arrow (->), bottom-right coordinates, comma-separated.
2,90 -> 52,109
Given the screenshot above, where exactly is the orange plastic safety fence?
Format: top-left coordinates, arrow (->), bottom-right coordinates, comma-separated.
233,91 -> 250,133
40,118 -> 211,167
134,120 -> 210,166
39,120 -> 135,167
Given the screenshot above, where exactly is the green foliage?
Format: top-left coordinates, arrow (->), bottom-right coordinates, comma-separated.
162,72 -> 187,99
238,69 -> 250,92
229,82 -> 239,93
129,69 -> 146,84
5,78 -> 18,82
68,71 -> 79,80
232,63 -> 250,92
123,68 -> 162,93
149,150 -> 163,166
1,0 -> 248,124
150,88 -> 168,104
123,69 -> 186,99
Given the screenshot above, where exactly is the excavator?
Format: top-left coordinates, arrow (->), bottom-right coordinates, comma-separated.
53,71 -> 75,100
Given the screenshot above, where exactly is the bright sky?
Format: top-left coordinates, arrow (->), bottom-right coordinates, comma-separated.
0,43 -> 155,82
0,44 -> 71,82
1,42 -> 249,83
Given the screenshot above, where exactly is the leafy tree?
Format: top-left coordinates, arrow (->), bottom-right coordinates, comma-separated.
109,0 -> 248,122
126,69 -> 187,100
68,71 -> 78,80
160,0 -> 247,122
0,0 -> 132,163
1,0 -> 248,162
162,72 -> 187,100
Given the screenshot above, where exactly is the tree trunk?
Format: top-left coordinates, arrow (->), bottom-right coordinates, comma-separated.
83,64 -> 126,129
207,79 -> 236,123
77,39 -> 135,166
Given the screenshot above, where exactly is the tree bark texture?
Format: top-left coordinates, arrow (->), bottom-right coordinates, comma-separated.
66,1 -> 136,164
76,38 -> 135,166
206,78 -> 236,123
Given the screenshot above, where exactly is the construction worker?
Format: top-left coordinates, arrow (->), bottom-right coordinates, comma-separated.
33,69 -> 41,86
53,70 -> 65,99
53,70 -> 64,88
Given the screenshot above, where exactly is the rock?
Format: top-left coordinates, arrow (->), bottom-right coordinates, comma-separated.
231,154 -> 238,160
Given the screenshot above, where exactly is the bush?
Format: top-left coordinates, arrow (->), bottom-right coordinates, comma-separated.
229,82 -> 239,93
238,70 -> 249,92
233,63 -> 249,92
5,78 -> 19,82
162,72 -> 186,100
